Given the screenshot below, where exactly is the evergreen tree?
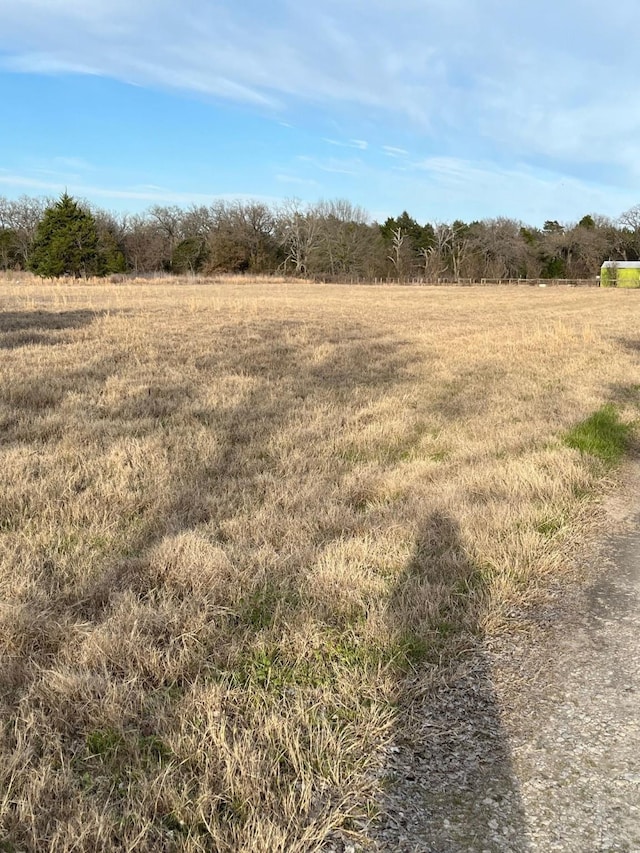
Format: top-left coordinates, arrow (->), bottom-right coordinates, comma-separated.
29,193 -> 105,277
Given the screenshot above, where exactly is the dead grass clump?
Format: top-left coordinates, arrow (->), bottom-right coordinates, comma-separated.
0,280 -> 638,850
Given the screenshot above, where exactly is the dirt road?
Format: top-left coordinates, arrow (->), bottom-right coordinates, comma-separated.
373,464 -> 640,852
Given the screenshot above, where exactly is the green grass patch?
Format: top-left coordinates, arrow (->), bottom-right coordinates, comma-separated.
85,728 -> 172,773
388,632 -> 430,669
563,404 -> 631,465
226,632 -> 420,692
86,728 -> 124,758
239,583 -> 297,631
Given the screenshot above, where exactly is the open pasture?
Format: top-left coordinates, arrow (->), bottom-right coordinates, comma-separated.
0,279 -> 638,851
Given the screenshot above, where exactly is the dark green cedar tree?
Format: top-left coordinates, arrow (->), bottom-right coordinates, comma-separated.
29,193 -> 105,278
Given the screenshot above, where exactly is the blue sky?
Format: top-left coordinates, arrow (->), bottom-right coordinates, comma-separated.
1,0 -> 639,226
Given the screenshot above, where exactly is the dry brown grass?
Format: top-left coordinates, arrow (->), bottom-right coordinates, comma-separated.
0,278 -> 638,851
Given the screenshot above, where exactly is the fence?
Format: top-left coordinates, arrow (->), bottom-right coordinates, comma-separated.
312,275 -> 600,287
0,270 -> 603,288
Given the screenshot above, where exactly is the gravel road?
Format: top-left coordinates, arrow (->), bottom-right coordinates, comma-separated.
368,464 -> 640,853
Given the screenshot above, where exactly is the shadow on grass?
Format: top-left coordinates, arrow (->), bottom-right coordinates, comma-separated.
609,333 -> 640,413
378,512 -> 531,851
618,336 -> 640,354
1,317 -> 416,635
0,314 -> 530,849
0,309 -> 104,350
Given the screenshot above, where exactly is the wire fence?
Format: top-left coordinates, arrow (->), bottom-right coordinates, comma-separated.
314,275 -> 601,287
0,270 -> 604,288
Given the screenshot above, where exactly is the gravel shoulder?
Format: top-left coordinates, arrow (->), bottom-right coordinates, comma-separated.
370,461 -> 640,853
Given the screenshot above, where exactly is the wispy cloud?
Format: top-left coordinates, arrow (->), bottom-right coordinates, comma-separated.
4,53 -> 101,76
397,156 -> 635,223
323,138 -> 369,151
3,0 -> 639,170
382,146 -> 409,158
2,0 -> 640,218
0,169 -> 282,207
2,156 -> 96,191
296,155 -> 363,176
275,173 -> 321,188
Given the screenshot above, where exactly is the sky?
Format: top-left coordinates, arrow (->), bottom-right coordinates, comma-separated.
1,0 -> 639,227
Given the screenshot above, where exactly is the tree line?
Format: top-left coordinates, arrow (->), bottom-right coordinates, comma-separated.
2,192 -> 640,280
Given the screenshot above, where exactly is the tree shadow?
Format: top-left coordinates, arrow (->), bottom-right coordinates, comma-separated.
617,336 -> 640,354
378,512 -> 532,851
610,337 -> 640,403
0,318 -> 416,681
0,309 -> 105,350
606,378 -> 640,459
0,315 -> 530,849
0,355 -> 126,448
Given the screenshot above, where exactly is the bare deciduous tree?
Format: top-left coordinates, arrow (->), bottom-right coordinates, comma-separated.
277,199 -> 320,275
0,195 -> 49,267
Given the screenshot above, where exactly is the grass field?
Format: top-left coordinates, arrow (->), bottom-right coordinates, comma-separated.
0,278 -> 638,851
